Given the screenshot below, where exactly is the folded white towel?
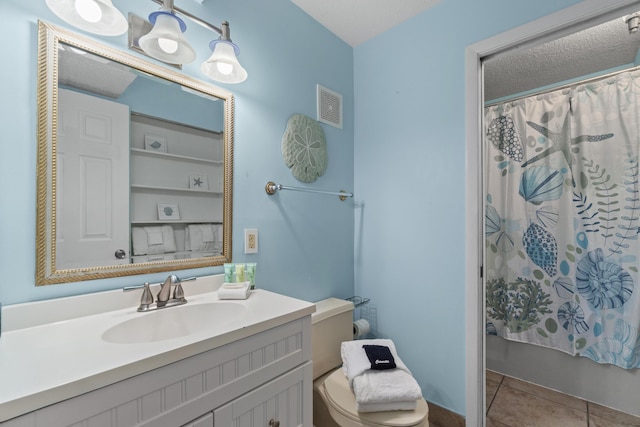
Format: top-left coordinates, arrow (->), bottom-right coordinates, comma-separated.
341,339 -> 422,408
201,225 -> 215,243
132,225 -> 177,255
341,339 -> 410,385
217,281 -> 251,300
185,224 -> 218,251
356,400 -> 417,413
145,226 -> 164,246
352,369 -> 422,406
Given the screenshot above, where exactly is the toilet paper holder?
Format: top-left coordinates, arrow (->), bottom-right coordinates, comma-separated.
347,296 -> 374,339
346,296 -> 370,308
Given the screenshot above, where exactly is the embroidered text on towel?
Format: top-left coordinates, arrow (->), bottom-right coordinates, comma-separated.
362,344 -> 397,370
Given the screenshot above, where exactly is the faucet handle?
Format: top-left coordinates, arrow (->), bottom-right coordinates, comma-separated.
123,283 -> 154,302
123,282 -> 154,311
173,283 -> 185,301
140,282 -> 154,306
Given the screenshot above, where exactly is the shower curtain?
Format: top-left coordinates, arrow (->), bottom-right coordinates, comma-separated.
485,69 -> 640,369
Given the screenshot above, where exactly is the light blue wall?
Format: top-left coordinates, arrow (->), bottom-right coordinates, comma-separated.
0,0 -> 354,305
353,0 -> 581,415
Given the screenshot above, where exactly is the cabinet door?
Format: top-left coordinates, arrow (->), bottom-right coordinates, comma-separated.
182,412 -> 213,427
214,362 -> 312,427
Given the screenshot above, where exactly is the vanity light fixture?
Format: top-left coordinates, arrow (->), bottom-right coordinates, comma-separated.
626,13 -> 640,34
45,0 -> 128,36
47,0 -> 248,83
138,2 -> 196,65
134,0 -> 248,83
201,21 -> 248,84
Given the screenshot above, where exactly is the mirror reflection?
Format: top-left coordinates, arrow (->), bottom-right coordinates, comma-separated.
36,21 -> 234,285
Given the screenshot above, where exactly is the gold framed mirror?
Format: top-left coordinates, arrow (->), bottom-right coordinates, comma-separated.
36,21 -> 233,285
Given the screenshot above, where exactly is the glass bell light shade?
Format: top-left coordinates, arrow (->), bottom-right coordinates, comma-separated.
45,0 -> 127,36
201,40 -> 248,84
138,11 -> 196,65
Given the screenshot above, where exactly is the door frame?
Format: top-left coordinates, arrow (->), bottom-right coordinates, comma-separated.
464,1 -> 640,426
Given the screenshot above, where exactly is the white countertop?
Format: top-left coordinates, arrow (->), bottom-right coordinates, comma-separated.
0,275 -> 315,422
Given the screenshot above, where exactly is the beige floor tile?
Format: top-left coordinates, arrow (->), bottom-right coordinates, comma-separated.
486,417 -> 511,427
427,402 -> 465,427
488,384 -> 587,427
486,370 -> 504,384
589,414 -> 640,427
502,376 -> 587,412
486,379 -> 500,411
589,402 -> 640,426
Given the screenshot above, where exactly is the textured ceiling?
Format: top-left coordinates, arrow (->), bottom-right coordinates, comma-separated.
484,16 -> 640,101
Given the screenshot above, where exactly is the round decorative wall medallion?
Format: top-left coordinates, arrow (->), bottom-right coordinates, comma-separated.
281,114 -> 327,183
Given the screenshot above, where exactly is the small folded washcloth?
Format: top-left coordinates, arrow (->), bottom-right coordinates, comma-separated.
363,344 -> 396,370
341,339 -> 422,412
217,281 -> 251,300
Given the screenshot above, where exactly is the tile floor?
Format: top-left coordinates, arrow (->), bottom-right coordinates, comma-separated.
486,370 -> 640,427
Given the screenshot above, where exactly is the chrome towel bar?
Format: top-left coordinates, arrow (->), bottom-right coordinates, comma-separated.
265,181 -> 353,201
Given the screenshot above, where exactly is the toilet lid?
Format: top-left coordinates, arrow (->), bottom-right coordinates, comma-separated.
323,369 -> 429,427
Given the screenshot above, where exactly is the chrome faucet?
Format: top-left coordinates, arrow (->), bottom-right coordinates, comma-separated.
124,275 -> 196,312
157,274 -> 185,307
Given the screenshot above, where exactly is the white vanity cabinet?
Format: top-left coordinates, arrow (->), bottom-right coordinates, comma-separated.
3,317 -> 313,427
213,361 -> 311,426
182,413 -> 213,427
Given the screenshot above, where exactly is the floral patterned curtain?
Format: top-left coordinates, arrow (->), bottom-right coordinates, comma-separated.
485,69 -> 640,369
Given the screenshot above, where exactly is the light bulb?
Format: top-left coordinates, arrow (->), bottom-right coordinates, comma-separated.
216,62 -> 233,75
74,0 -> 102,23
158,38 -> 178,54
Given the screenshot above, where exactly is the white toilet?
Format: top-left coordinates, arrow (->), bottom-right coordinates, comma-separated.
311,298 -> 429,427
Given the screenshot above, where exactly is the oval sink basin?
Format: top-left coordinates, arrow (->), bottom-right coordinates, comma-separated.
102,302 -> 247,344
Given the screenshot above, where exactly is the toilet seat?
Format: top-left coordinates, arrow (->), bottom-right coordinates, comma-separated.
318,369 -> 429,427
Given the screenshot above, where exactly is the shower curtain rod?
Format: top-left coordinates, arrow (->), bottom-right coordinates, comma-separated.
485,63 -> 640,108
265,181 -> 353,201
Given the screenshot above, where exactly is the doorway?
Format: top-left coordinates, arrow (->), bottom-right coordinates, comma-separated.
465,1 -> 640,426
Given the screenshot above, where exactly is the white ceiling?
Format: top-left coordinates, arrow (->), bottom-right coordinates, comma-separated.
290,0 -> 441,47
291,2 -> 640,101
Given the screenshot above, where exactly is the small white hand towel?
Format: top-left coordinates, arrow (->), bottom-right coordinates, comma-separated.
340,339 -> 422,409
217,281 -> 251,300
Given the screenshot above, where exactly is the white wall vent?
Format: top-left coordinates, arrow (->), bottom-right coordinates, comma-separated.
317,84 -> 343,129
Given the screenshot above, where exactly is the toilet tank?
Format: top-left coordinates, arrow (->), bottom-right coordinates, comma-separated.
311,298 -> 354,380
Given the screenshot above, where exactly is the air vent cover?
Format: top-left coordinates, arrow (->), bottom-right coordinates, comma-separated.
317,84 -> 343,129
